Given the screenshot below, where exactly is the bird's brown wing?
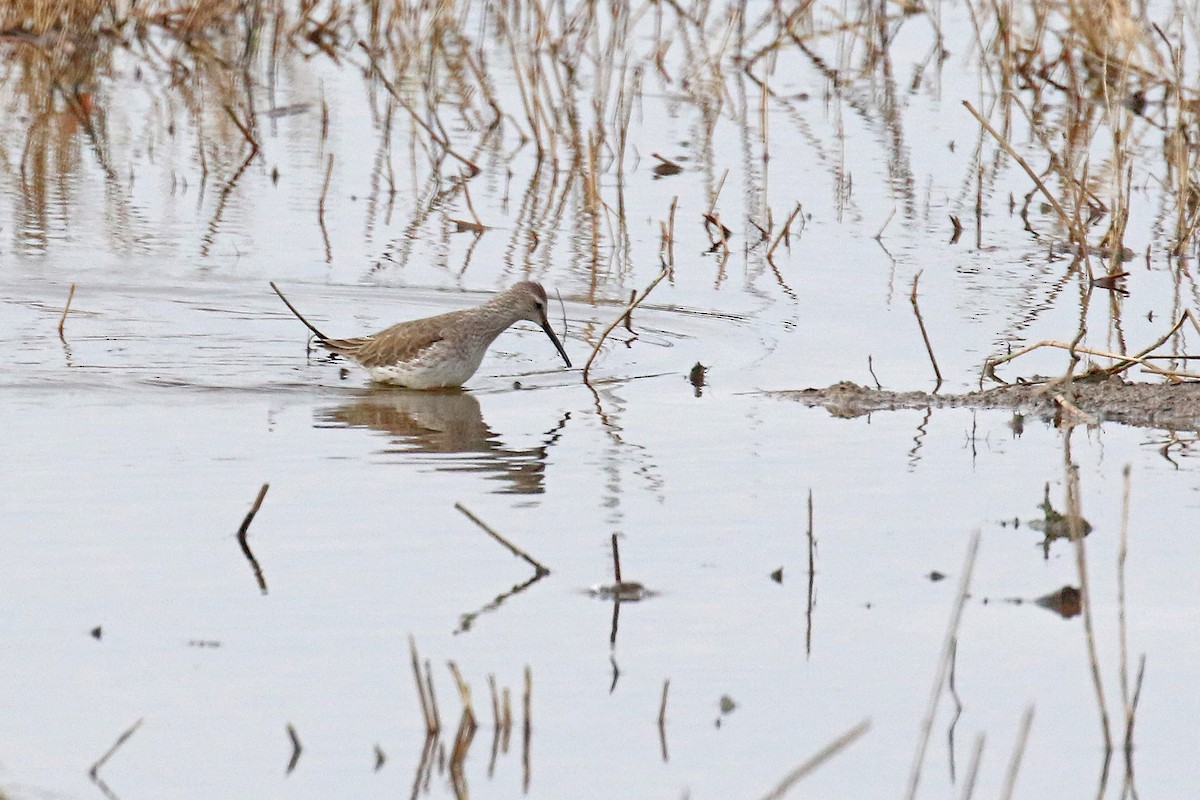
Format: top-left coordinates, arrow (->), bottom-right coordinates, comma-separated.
322,319 -> 448,369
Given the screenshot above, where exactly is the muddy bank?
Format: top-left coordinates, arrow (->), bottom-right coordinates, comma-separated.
770,379 -> 1200,430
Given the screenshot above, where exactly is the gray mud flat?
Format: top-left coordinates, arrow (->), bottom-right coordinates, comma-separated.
771,379 -> 1200,430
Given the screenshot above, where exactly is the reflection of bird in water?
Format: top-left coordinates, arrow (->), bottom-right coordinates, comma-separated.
271,281 -> 571,388
318,390 -> 557,495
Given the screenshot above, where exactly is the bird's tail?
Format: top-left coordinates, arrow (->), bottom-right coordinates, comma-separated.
270,282 -> 331,343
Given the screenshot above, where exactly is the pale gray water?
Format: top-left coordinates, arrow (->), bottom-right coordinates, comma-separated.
1,1 -> 1199,798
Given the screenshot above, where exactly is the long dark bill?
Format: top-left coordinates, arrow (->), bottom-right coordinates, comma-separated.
538,314 -> 572,368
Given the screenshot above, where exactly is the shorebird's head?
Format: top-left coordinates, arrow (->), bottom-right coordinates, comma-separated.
507,281 -> 572,369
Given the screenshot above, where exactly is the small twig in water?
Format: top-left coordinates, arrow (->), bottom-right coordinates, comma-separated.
58,282 -> 76,340
455,503 -> 550,576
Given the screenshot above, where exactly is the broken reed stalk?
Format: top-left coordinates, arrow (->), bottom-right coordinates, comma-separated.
998,706 -> 1035,800
424,659 -> 442,735
488,674 -> 500,731
959,732 -> 986,800
58,282 -> 76,340
657,678 -> 670,729
961,100 -> 1078,244
1117,465 -> 1136,759
581,266 -> 669,383
758,718 -> 872,800
708,168 -> 728,217
1066,433 -> 1114,759
447,661 -> 476,726
904,531 -> 980,800
318,152 -> 334,261
909,271 -> 943,391
410,636 -> 439,735
767,202 -> 803,260
454,502 -> 550,576
89,718 -> 144,779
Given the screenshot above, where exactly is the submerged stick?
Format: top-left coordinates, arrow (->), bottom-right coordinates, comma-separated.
909,271 -> 943,391
582,267 -> 669,383
58,282 -> 76,340
758,718 -> 872,800
454,503 -> 550,576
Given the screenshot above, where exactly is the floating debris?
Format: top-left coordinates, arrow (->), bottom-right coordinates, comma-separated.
689,362 -> 707,396
588,581 -> 656,602
1034,586 -> 1082,619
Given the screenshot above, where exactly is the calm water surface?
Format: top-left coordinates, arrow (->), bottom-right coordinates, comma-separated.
2,1 -> 1199,798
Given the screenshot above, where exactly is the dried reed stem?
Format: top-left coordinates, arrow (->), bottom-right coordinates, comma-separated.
582,267 -> 669,383
58,282 -> 76,340
904,531 -> 980,799
998,706 -> 1035,800
410,636 -> 438,735
318,152 -> 334,261
758,718 -> 872,800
